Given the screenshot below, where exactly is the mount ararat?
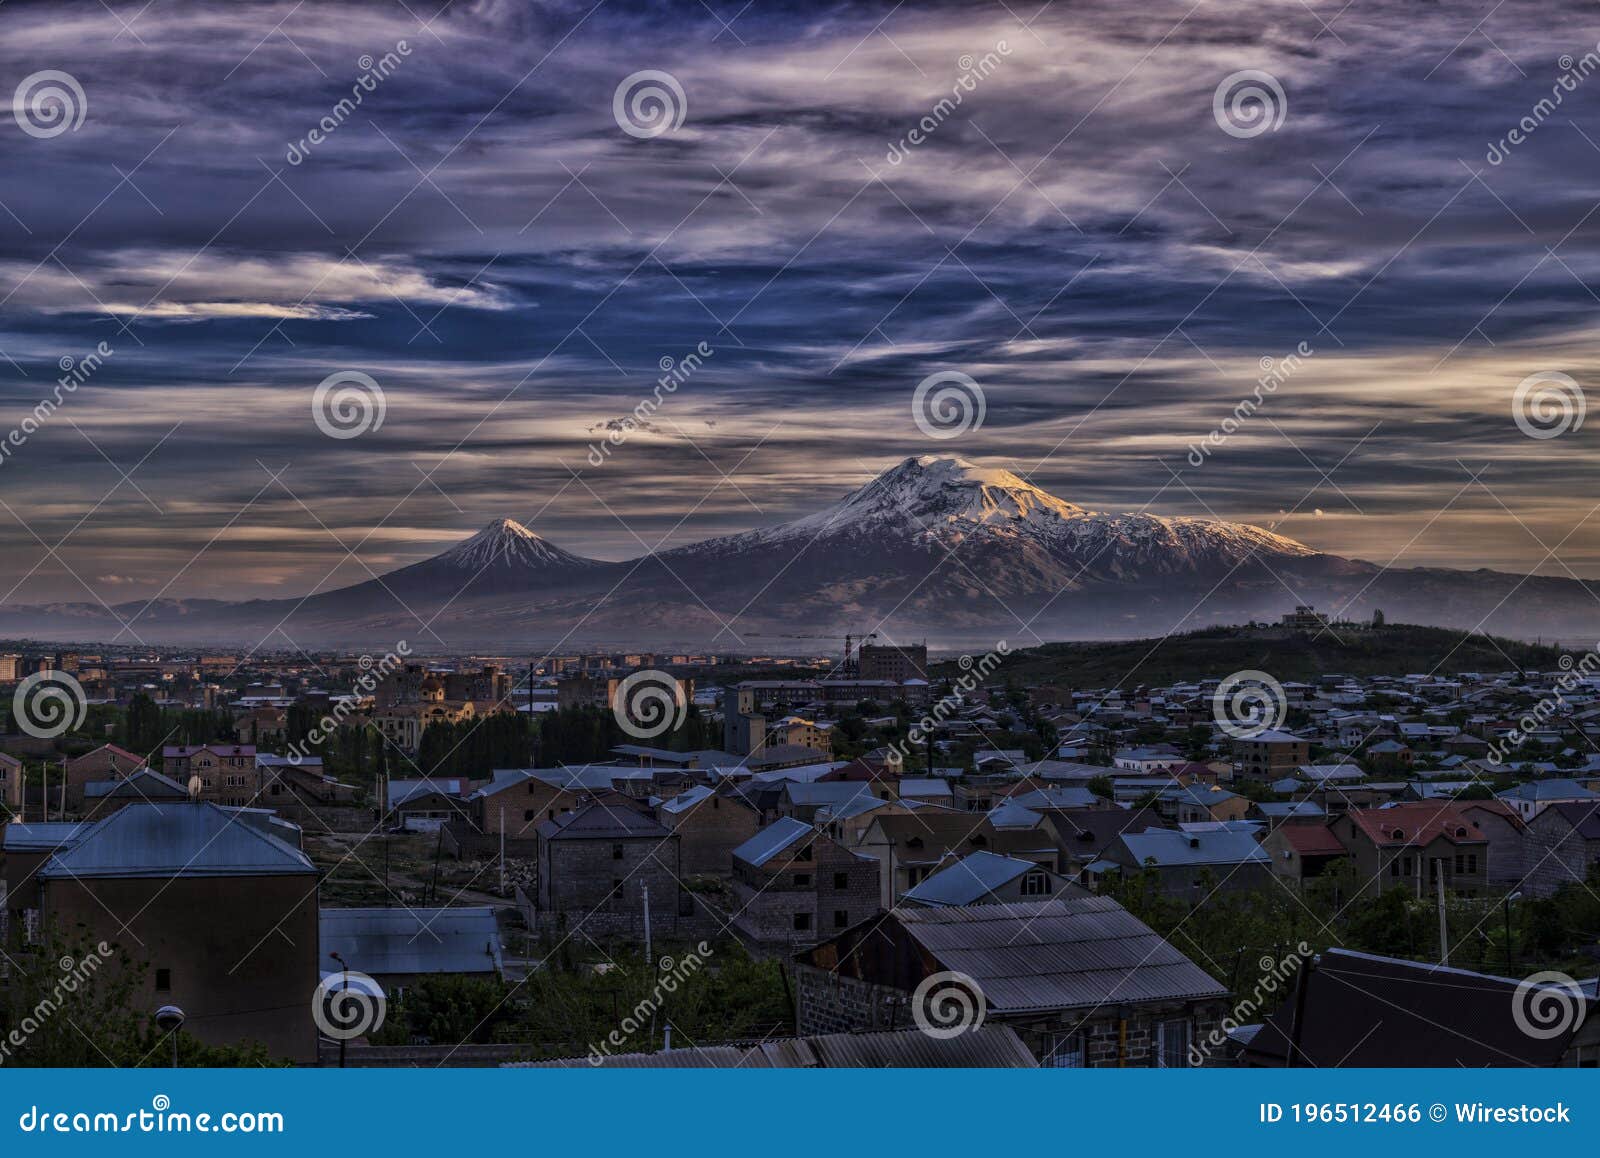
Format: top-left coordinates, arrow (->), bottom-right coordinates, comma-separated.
7,456 -> 1599,648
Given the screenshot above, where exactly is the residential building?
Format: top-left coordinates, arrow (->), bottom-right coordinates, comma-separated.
795,897 -> 1230,1066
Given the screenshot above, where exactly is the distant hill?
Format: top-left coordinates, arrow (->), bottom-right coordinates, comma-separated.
965,623 -> 1571,689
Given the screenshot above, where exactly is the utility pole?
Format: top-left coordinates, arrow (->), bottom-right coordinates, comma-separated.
1435,865 -> 1449,966
499,824 -> 506,896
642,883 -> 652,966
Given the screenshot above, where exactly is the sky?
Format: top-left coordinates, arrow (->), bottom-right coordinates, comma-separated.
0,0 -> 1598,604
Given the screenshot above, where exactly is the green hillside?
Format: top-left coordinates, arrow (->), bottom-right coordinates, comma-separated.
957,623 -> 1570,690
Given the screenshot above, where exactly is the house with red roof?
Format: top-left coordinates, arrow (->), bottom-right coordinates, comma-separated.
1262,822 -> 1348,886
1328,801 -> 1517,899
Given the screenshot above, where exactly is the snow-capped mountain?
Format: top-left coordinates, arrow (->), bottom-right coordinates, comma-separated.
5,456 -> 1600,646
684,455 -> 1316,581
432,518 -> 601,574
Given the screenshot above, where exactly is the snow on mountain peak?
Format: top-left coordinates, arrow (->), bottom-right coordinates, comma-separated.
769,454 -> 1316,569
438,518 -> 594,570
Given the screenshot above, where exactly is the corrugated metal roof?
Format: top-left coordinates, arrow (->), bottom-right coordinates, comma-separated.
320,906 -> 503,977
507,1025 -> 1034,1068
895,897 -> 1227,1013
37,802 -> 314,879
1119,828 -> 1269,867
731,817 -> 813,867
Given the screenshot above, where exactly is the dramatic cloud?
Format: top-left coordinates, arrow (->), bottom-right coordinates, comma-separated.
0,0 -> 1597,609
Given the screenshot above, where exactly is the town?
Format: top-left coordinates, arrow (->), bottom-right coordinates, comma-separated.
1,606 -> 1597,1068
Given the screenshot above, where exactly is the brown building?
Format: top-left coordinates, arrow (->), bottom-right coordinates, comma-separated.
1521,801 -> 1600,896
534,801 -> 691,939
161,744 -> 256,806
61,743 -> 148,811
857,643 -> 928,682
1329,801 -> 1497,898
656,786 -> 761,878
470,766 -> 618,837
729,818 -> 878,950
795,897 -> 1229,1066
33,802 -> 319,1063
1232,729 -> 1309,781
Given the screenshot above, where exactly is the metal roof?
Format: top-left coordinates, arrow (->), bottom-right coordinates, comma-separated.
731,817 -> 813,867
903,850 -> 1035,906
2,822 -> 89,852
320,906 -> 504,977
37,802 -> 314,879
508,1024 -> 1035,1068
387,779 -> 464,808
537,801 -> 670,841
83,769 -> 188,799
893,896 -> 1228,1013
1119,828 -> 1270,868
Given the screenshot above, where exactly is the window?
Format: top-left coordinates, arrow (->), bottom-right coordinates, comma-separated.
523,809 -> 535,821
1021,871 -> 1053,897
1467,854 -> 1478,874
1155,1019 -> 1191,1068
798,843 -> 814,862
794,873 -> 811,887
833,872 -> 848,889
155,968 -> 171,992
1043,1032 -> 1085,1068
834,910 -> 849,928
793,912 -> 812,931
1389,859 -> 1400,877
611,843 -> 624,860
712,797 -> 720,809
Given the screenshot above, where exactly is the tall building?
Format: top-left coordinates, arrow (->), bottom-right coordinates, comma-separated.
858,643 -> 928,682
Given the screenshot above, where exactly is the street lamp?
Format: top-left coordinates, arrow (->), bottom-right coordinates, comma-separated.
329,951 -> 349,1069
154,1005 -> 185,1068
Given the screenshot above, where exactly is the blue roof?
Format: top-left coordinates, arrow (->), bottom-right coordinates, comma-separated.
37,803 -> 313,879
1011,786 -> 1098,809
732,818 -> 814,867
1498,780 -> 1600,802
2,822 -> 89,852
658,786 -> 714,814
988,800 -> 1044,829
903,851 -> 1037,906
1120,828 -> 1270,868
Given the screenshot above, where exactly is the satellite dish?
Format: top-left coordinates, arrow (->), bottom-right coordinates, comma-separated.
187,775 -> 203,801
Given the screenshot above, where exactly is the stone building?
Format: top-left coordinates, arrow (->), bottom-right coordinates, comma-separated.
655,786 -> 761,878
729,818 -> 878,951
1521,801 -> 1600,896
534,801 -> 692,939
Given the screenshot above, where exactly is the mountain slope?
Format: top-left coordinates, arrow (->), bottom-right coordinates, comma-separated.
3,457 -> 1600,647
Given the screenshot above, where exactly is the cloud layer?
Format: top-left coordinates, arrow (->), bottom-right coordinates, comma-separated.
0,0 -> 1597,607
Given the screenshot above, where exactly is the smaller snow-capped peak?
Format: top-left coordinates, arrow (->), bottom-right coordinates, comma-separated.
438,518 -> 596,570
